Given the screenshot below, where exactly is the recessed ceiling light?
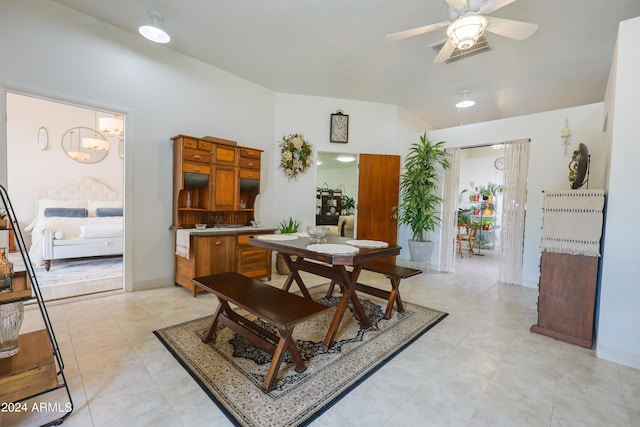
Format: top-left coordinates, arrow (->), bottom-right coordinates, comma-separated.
139,10 -> 170,44
336,155 -> 356,163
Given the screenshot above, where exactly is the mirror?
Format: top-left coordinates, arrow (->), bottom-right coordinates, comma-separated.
61,127 -> 109,164
37,126 -> 49,150
316,151 -> 358,225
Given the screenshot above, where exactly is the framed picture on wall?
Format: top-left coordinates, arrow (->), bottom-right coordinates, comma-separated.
330,111 -> 349,143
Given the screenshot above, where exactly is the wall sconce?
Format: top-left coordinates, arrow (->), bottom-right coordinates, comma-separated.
37,127 -> 49,150
560,119 -> 571,155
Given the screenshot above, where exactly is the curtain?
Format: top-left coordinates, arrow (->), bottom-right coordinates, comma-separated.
440,148 -> 461,273
498,139 -> 530,284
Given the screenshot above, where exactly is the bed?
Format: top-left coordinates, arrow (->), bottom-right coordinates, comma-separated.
25,177 -> 123,270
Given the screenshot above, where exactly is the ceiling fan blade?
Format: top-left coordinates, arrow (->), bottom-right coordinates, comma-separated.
479,0 -> 517,15
486,16 -> 538,41
385,21 -> 450,42
433,40 -> 456,64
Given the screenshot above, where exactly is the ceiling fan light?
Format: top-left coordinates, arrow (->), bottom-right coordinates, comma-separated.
447,15 -> 488,50
139,11 -> 170,44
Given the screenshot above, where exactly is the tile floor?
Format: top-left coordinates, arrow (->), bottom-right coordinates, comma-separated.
2,251 -> 639,426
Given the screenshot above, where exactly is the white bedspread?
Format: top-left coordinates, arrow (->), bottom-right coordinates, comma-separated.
26,216 -> 123,265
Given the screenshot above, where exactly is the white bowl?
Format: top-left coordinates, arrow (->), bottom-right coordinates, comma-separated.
195,224 -> 207,230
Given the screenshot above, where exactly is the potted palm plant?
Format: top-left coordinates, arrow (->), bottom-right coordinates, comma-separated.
394,133 -> 450,262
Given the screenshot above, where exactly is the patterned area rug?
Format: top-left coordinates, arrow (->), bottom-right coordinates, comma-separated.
154,286 -> 448,427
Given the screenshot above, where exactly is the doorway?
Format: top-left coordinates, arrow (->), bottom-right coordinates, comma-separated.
455,145 -> 504,276
316,152 -> 401,249
4,91 -> 125,301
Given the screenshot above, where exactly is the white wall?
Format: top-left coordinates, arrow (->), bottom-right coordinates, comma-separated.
597,16 -> 640,369
428,103 -> 607,286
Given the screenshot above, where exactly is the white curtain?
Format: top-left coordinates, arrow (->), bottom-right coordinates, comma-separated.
440,148 -> 461,273
499,139 -> 530,284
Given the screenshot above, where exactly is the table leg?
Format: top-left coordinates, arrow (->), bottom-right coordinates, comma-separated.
281,254 -> 312,300
323,265 -> 370,348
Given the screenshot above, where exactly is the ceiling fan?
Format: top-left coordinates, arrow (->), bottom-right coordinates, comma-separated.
385,0 -> 538,63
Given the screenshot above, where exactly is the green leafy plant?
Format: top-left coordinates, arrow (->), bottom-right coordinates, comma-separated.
341,195 -> 355,211
278,217 -> 300,234
394,133 -> 450,241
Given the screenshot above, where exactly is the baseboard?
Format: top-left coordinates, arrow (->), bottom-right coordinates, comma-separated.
596,343 -> 640,369
132,276 -> 174,291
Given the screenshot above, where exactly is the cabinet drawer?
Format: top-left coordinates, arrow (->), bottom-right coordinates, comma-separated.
239,169 -> 260,179
240,148 -> 261,159
198,140 -> 212,151
183,149 -> 212,163
240,157 -> 260,169
182,137 -> 198,149
237,247 -> 269,277
183,162 -> 211,174
214,145 -> 237,164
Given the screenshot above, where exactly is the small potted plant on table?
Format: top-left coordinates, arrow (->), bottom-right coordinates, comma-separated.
275,217 -> 300,275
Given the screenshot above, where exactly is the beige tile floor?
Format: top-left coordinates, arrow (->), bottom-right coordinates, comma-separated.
2,251 -> 639,426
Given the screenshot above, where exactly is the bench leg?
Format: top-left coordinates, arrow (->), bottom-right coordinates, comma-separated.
384,277 -> 404,319
263,326 -> 304,393
325,280 -> 345,297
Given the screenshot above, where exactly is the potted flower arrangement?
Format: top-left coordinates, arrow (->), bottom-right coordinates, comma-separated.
275,217 -> 300,275
394,133 -> 450,262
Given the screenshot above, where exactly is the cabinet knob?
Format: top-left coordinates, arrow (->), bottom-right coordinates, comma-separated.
215,241 -> 222,245
194,167 -> 200,172
193,154 -> 202,159
248,162 -> 255,167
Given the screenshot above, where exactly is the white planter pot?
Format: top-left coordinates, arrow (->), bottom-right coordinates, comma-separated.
408,240 -> 433,262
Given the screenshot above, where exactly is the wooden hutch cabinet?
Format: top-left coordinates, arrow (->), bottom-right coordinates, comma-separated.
171,134 -> 272,295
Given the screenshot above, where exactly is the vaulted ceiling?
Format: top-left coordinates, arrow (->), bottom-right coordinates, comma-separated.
53,0 -> 640,129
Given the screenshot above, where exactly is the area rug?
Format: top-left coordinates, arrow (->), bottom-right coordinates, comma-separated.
154,286 -> 448,427
8,254 -> 122,287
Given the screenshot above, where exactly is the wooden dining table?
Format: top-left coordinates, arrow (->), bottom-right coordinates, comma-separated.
248,234 -> 400,348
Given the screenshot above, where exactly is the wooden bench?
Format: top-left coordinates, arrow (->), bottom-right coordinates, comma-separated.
192,272 -> 331,393
326,261 -> 422,319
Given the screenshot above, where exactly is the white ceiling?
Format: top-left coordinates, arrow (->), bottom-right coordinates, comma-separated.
52,0 -> 640,129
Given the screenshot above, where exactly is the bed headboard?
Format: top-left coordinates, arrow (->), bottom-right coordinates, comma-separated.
35,177 -> 122,201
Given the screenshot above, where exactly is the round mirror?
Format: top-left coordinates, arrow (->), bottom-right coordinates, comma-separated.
61,127 -> 109,164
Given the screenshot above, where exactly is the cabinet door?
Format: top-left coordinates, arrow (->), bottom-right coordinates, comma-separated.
194,235 -> 236,276
212,166 -> 236,210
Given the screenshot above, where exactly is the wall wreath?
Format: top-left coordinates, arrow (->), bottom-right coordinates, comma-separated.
279,133 -> 312,181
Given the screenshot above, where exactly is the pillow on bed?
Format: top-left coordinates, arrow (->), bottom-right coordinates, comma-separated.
36,199 -> 88,218
44,207 -> 88,217
95,207 -> 123,217
89,200 -> 123,216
